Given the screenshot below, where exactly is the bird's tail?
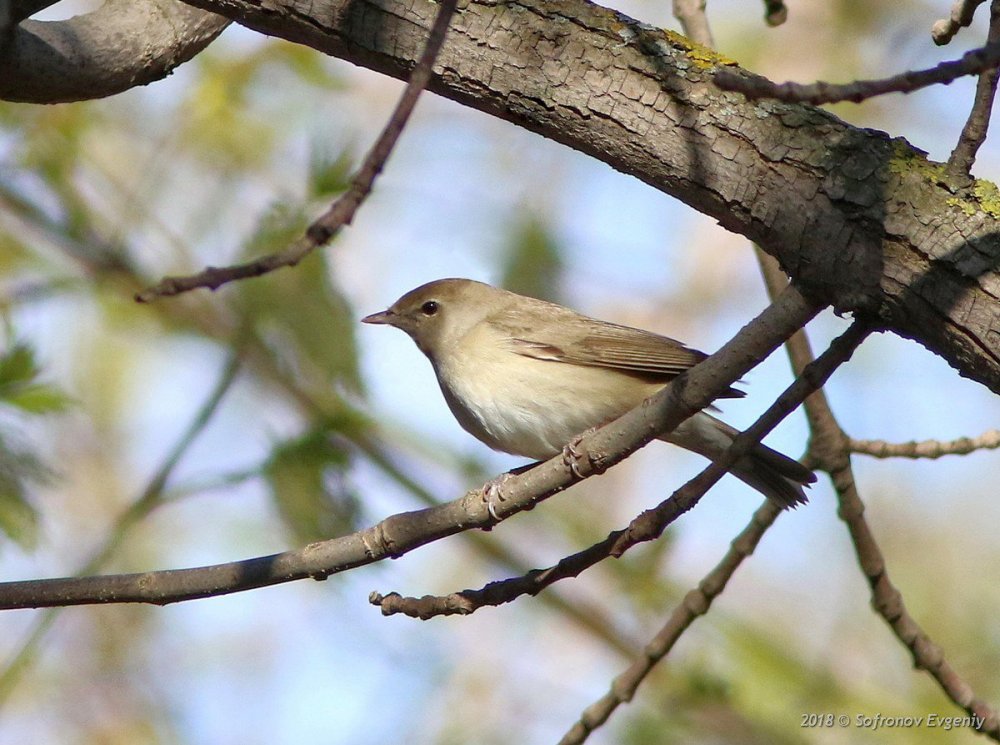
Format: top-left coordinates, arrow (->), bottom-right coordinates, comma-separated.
662,412 -> 816,509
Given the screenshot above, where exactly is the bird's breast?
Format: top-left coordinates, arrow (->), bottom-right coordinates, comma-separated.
434,329 -> 661,460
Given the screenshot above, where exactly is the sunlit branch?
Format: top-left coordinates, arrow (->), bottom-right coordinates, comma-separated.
754,255 -> 1000,741
672,0 -> 713,48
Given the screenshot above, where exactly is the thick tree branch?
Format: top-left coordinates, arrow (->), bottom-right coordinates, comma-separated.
6,0 -> 58,25
0,285 -> 821,609
165,0 -> 1000,395
0,0 -> 228,103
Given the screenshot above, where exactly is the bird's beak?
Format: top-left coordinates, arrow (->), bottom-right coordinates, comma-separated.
361,309 -> 394,325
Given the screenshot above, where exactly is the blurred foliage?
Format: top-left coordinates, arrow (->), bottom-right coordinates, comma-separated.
0,2 -> 996,745
264,423 -> 361,543
500,213 -> 565,304
0,343 -> 69,547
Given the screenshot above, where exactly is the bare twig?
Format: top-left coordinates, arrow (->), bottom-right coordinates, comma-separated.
762,0 -> 787,27
821,436 -> 1000,738
755,251 -> 1000,740
948,0 -> 1000,178
559,501 -> 782,745
0,285 -> 821,609
933,0 -> 988,45
134,0 -> 459,302
372,320 -> 870,619
0,351 -> 242,707
714,40 -> 1000,105
672,0 -> 713,49
848,429 -> 1000,459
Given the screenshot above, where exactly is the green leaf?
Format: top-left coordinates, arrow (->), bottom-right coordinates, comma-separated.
0,343 -> 73,415
500,214 -> 565,303
0,344 -> 39,388
308,146 -> 354,199
3,383 -> 74,414
264,425 -> 360,543
233,212 -> 363,399
0,434 -> 48,548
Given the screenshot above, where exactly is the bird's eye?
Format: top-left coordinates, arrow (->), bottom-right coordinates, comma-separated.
420,300 -> 439,316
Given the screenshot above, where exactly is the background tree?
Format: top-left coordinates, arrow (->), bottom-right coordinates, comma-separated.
0,0 -> 999,743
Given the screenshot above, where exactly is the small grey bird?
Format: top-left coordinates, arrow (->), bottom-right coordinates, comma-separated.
363,278 -> 815,507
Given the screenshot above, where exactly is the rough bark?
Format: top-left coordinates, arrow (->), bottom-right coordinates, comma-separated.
174,0 -> 1000,394
0,0 -> 228,103
6,0 -> 1000,393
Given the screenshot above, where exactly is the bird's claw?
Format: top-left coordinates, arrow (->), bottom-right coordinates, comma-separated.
482,472 -> 514,522
562,431 -> 592,480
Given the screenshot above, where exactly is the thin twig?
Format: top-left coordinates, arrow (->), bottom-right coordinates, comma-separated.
762,0 -> 787,27
0,285 -> 821,610
373,320 -> 869,619
848,429 -> 1000,459
948,0 -> 1000,178
755,250 -> 1000,740
134,0 -> 459,302
821,436 -> 1000,738
672,0 -> 713,48
0,351 -> 242,708
933,0 -> 988,45
559,501 -> 782,745
714,40 -> 1000,105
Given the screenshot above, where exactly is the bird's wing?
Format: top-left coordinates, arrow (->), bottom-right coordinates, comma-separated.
510,321 -> 704,377
490,305 -> 743,398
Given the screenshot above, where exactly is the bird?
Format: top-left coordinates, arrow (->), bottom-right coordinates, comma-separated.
362,278 -> 815,508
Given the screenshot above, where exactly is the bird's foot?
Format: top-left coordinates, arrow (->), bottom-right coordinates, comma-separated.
562,428 -> 598,480
482,472 -> 515,522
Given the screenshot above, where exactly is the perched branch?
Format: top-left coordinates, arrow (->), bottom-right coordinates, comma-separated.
933,0 -> 988,45
672,0 -> 713,49
848,429 -> 1000,459
135,0 -> 458,302
560,501 -> 782,745
948,0 -> 1000,178
0,0 -> 228,103
372,320 -> 870,619
0,285 -> 821,609
714,40 -> 1000,104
